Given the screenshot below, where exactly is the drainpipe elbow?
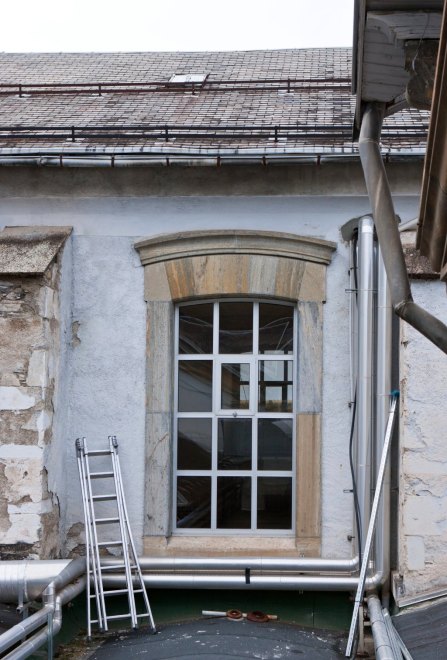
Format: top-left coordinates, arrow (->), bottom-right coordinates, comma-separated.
365,570 -> 386,592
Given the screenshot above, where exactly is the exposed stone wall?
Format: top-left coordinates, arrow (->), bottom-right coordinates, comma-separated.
0,227 -> 71,559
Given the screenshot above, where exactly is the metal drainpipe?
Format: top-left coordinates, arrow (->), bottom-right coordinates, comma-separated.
359,102 -> 447,355
356,216 -> 375,554
0,562 -> 86,660
101,572 -> 384,591
367,594 -> 398,660
2,577 -> 87,660
375,248 -> 393,605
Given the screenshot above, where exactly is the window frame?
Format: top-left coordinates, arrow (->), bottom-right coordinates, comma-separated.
173,299 -> 297,536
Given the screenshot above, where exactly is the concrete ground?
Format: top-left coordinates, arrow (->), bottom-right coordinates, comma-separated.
82,618 -> 348,659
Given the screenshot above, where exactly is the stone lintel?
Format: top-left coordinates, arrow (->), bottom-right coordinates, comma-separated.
135,229 -> 336,267
0,225 -> 72,275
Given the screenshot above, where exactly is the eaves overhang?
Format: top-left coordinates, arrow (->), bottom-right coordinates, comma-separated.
417,0 -> 447,282
353,0 -> 443,132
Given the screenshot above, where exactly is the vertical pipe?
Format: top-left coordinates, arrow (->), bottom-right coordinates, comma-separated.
375,248 -> 392,602
356,215 -> 375,552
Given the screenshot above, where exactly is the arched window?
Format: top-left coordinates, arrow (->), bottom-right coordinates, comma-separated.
135,230 -> 335,554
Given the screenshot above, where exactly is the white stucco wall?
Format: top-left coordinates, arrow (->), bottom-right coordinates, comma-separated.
399,277 -> 447,598
2,188 -> 421,559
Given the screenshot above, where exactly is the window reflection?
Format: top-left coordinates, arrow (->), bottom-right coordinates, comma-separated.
218,419 -> 252,469
177,477 -> 211,528
258,361 -> 293,412
259,303 -> 294,354
217,477 -> 251,529
178,360 -> 213,412
179,303 -> 213,354
178,419 -> 212,470
258,419 -> 292,470
219,302 -> 253,354
221,363 -> 250,409
257,477 -> 292,529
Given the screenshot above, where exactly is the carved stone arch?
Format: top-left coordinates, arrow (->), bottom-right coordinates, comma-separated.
135,230 -> 336,556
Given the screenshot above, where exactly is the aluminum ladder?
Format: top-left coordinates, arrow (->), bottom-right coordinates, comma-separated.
76,435 -> 156,638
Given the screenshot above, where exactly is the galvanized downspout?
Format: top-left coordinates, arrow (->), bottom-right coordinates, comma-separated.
375,248 -> 392,604
359,102 -> 447,355
356,216 -> 375,555
367,594 -> 397,660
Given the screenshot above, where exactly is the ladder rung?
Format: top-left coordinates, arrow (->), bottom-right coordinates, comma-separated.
90,471 -> 114,479
97,540 -> 122,547
105,613 -> 132,621
95,517 -> 120,524
103,589 -> 130,596
87,450 -> 112,456
92,494 -> 117,501
137,613 -> 150,618
100,564 -> 138,571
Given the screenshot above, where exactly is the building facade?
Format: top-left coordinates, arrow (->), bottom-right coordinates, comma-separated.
0,49 -> 445,603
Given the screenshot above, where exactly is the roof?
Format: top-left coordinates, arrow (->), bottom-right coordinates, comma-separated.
0,49 -> 429,160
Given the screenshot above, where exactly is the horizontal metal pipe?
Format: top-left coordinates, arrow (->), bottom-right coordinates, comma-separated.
359,102 -> 447,354
0,604 -> 53,656
0,572 -> 86,660
107,555 -> 360,573
102,571 -> 383,591
0,560 -> 83,603
0,555 -> 360,605
367,594 -> 397,660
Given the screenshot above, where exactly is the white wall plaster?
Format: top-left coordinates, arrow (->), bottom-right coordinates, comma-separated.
3,514 -> 41,544
400,278 -> 447,597
0,444 -> 43,459
0,386 -> 35,410
3,190 -> 421,560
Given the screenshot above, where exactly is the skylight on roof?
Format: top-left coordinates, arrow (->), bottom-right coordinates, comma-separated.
169,74 -> 207,84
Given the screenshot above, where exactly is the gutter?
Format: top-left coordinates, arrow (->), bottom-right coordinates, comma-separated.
359,102 -> 447,354
0,146 -> 425,168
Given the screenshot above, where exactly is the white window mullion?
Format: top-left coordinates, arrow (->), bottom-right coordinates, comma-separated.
252,415 -> 258,531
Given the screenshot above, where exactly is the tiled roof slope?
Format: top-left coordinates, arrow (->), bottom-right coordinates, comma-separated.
0,49 -> 428,155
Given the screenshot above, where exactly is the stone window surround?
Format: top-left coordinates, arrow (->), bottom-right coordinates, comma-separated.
135,229 -> 336,557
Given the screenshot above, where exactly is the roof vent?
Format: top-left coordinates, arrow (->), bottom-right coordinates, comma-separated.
169,74 -> 207,84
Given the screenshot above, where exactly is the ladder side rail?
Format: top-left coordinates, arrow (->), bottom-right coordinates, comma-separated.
84,447 -> 109,631
76,444 -> 94,637
109,437 -> 139,629
345,394 -> 399,657
76,440 -> 103,635
110,436 -> 156,632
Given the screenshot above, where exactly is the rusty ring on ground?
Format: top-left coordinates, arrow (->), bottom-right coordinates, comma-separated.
226,609 -> 243,619
247,610 -> 269,623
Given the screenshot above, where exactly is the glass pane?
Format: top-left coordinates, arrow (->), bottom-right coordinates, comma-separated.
257,477 -> 292,529
219,302 -> 253,354
258,419 -> 293,470
221,363 -> 250,409
178,360 -> 213,412
179,304 -> 213,354
258,360 -> 293,412
217,477 -> 251,529
177,419 -> 212,470
259,303 -> 294,354
218,419 -> 252,470
177,477 -> 211,528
